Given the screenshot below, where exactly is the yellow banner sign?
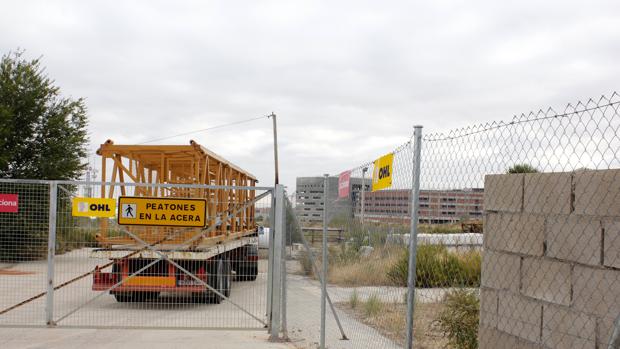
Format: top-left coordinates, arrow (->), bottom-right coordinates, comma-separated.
72,198 -> 116,217
117,197 -> 207,228
372,153 -> 394,192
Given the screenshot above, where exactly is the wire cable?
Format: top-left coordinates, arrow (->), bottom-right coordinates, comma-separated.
138,114 -> 270,144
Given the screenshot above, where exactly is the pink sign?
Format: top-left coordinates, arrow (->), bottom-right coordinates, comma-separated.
0,194 -> 18,213
338,171 -> 351,198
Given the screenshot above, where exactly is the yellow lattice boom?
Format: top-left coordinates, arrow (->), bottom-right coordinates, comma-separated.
95,139 -> 258,248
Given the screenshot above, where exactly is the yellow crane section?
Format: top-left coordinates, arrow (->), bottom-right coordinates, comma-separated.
95,139 -> 257,248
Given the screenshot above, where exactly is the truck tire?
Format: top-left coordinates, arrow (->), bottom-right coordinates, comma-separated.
113,293 -> 133,303
238,261 -> 258,281
207,259 -> 231,304
135,291 -> 160,302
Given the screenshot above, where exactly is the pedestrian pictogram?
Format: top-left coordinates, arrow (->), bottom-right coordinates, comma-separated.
121,203 -> 137,219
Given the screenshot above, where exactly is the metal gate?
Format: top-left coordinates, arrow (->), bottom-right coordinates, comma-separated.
0,179 -> 286,332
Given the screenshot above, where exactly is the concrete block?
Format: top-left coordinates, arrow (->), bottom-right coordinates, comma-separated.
574,169 -> 620,216
485,213 -> 545,256
546,215 -> 601,266
481,250 -> 520,292
572,265 -> 620,319
521,258 -> 571,306
603,220 -> 620,268
542,304 -> 596,349
498,291 -> 542,343
524,172 -> 572,214
479,326 -> 543,349
480,288 -> 499,328
598,315 -> 619,349
485,174 -> 523,212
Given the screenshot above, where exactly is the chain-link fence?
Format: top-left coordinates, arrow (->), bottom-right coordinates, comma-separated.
289,91 -> 620,349
0,180 -> 286,331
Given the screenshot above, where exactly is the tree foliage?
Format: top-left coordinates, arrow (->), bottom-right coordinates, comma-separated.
507,163 -> 539,174
0,50 -> 88,180
506,164 -> 540,173
0,51 -> 89,261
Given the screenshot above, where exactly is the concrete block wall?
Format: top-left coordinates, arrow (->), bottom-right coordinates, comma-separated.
479,170 -> 620,349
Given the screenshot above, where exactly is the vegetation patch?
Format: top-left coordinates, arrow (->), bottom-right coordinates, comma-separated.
338,301 -> 449,348
387,245 -> 481,288
435,289 -> 480,349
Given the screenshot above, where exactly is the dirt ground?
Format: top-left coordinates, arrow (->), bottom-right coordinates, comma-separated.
337,302 -> 449,349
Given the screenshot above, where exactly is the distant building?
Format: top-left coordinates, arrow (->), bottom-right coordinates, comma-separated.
296,176 -> 483,224
295,176 -> 370,223
356,188 -> 484,224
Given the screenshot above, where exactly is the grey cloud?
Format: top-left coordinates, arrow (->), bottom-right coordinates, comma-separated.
1,0 -> 619,188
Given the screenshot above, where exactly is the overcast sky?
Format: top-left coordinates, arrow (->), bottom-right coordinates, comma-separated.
1,0 -> 619,189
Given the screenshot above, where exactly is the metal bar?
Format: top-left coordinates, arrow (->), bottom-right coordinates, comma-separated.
0,178 -> 273,191
269,184 -> 284,340
320,174 -> 328,349
270,113 -> 279,185
53,189 -> 272,324
266,195 -> 276,325
608,312 -> 620,349
296,214 -> 348,340
280,193 -> 288,338
361,168 -> 366,225
45,181 -> 58,326
405,125 -> 423,349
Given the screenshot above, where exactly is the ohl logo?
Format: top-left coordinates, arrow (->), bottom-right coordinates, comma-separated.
377,165 -> 390,179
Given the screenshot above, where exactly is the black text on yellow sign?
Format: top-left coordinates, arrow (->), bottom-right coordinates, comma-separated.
72,198 -> 116,218
372,152 -> 394,192
117,197 -> 207,228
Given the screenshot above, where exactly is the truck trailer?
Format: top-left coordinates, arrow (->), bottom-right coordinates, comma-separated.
90,140 -> 260,303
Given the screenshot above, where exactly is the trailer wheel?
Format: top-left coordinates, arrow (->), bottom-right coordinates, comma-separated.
113,293 -> 133,303
135,291 -> 160,302
208,259 -> 231,304
237,261 -> 258,281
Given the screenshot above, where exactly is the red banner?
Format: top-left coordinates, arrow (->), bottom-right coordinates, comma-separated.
338,171 -> 351,198
0,194 -> 18,213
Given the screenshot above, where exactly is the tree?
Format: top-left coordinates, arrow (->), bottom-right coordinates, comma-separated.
0,50 -> 89,261
507,163 -> 539,174
0,50 -> 88,180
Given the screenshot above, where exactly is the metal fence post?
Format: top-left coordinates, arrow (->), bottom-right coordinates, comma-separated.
280,197 -> 288,338
320,174 -> 329,349
266,192 -> 276,325
270,184 -> 285,340
45,181 -> 58,326
609,313 -> 620,349
405,126 -> 423,349
361,167 -> 367,225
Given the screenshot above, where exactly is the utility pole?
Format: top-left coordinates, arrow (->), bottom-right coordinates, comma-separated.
270,113 -> 279,185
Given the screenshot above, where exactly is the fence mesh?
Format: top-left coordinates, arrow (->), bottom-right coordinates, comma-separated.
289,91 -> 620,349
0,181 -> 272,329
0,181 -> 49,326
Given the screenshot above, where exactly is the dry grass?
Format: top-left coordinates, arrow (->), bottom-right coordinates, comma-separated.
339,301 -> 449,348
327,246 -> 404,286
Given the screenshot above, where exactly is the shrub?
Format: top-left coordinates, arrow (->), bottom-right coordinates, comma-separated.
436,290 -> 479,349
387,245 -> 481,288
349,289 -> 360,309
364,293 -> 383,317
507,163 -> 539,173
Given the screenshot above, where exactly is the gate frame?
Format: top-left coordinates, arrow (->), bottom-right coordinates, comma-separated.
0,179 -> 286,333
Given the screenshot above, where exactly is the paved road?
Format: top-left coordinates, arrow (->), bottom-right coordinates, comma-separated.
0,248 -> 268,329
0,327 -> 294,349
